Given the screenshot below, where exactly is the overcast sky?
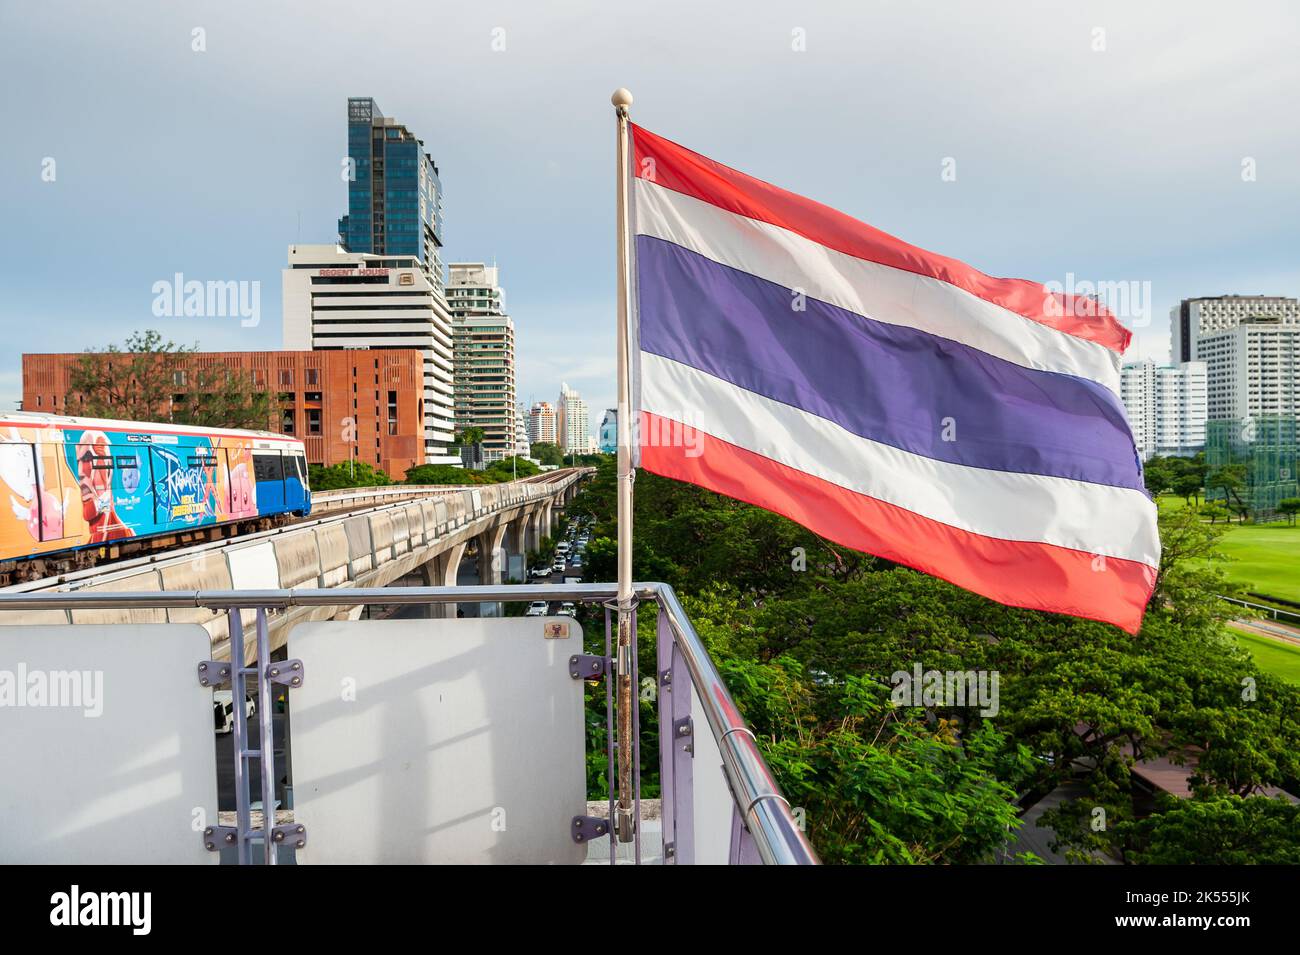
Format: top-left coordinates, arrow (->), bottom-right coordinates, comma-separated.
2,0 -> 1298,431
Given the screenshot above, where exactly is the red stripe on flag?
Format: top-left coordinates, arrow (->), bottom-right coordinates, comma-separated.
639,412 -> 1155,633
631,125 -> 1131,355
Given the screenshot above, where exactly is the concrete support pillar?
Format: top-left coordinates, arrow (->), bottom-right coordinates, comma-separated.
425,540 -> 466,619
475,523 -> 508,618
505,515 -> 528,579
477,523 -> 509,587
526,509 -> 542,555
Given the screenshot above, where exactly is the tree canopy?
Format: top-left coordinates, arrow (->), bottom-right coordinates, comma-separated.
568,457 -> 1300,864
65,329 -> 279,431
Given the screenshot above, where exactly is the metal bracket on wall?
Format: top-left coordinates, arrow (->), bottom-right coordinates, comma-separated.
266,659 -> 306,687
571,815 -> 609,843
196,660 -> 232,688
272,823 -> 307,849
568,654 -> 607,681
202,826 -> 238,852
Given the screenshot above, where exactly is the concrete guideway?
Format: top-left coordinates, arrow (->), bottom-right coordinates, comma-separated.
0,468 -> 594,660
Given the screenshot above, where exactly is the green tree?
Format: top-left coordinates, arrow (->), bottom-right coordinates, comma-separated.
531,442 -> 564,466
1199,503 -> 1231,524
1171,473 -> 1203,506
1115,794 -> 1300,864
1278,498 -> 1300,526
484,456 -> 540,481
566,456 -> 1300,865
1143,456 -> 1173,497
308,461 -> 391,490
66,329 -> 279,430
404,463 -> 479,485
1207,464 -> 1250,522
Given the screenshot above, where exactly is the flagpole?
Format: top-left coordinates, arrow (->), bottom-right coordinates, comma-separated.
611,86 -> 636,843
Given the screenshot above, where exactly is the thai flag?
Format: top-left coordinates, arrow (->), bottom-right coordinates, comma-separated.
629,125 -> 1159,633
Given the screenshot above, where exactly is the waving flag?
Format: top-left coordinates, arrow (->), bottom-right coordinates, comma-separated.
629,124 -> 1159,633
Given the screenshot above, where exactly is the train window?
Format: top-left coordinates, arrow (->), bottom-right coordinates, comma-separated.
253,454 -> 284,483
114,456 -> 138,469
187,454 -> 218,468
291,455 -> 307,481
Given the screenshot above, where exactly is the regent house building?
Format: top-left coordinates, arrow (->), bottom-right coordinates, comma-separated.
20,349 -> 427,480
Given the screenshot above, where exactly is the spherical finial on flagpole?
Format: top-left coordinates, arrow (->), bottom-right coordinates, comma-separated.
611,88 -> 633,110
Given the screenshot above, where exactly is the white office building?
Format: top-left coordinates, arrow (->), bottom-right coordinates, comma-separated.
282,243 -> 458,464
1197,320 -> 1299,423
515,403 -> 531,460
1120,360 -> 1208,460
1171,295 -> 1300,364
556,382 -> 590,455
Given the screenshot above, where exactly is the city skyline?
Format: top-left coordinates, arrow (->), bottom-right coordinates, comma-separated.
4,1 -> 1299,426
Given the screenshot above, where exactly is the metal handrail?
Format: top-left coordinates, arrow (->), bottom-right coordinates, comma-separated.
1217,594 -> 1300,623
0,581 -> 819,865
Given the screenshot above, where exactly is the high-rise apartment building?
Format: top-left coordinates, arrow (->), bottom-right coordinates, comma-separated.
282,243 -> 458,464
515,403 -> 531,460
338,97 -> 445,292
528,402 -> 557,445
1198,320 -> 1299,423
556,383 -> 589,454
1119,360 -> 1208,460
446,263 -> 505,317
447,263 -> 516,462
1171,295 -> 1300,364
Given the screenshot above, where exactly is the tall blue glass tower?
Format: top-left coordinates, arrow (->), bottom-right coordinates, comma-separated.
338,98 -> 445,290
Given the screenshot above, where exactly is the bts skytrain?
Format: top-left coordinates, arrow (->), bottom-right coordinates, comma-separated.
0,412 -> 311,581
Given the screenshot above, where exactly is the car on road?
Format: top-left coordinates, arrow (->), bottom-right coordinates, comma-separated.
558,602 -> 577,617
213,691 -> 256,735
525,601 -> 549,617
552,558 -> 566,572
570,555 -> 582,568
555,542 -> 570,555
529,566 -> 550,579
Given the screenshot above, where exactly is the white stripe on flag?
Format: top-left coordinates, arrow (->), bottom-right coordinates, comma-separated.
635,178 -> 1122,397
640,351 -> 1158,565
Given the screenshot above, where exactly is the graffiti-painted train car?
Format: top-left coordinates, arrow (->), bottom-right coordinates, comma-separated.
0,412 -> 311,579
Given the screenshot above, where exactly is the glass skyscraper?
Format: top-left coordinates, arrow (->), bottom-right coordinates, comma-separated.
338,97 -> 445,291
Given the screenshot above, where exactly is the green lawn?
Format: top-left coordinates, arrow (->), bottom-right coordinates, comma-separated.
1232,628 -> 1300,684
1157,495 -> 1300,605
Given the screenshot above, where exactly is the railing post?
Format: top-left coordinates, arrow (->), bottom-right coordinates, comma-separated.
228,609 -> 253,865
256,608 -> 279,865
657,606 -> 694,864
728,804 -> 761,865
604,606 -> 617,866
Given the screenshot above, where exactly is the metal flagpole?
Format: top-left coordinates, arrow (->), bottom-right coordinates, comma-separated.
611,86 -> 636,843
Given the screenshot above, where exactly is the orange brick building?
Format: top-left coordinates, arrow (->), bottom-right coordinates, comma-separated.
21,349 -> 427,479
